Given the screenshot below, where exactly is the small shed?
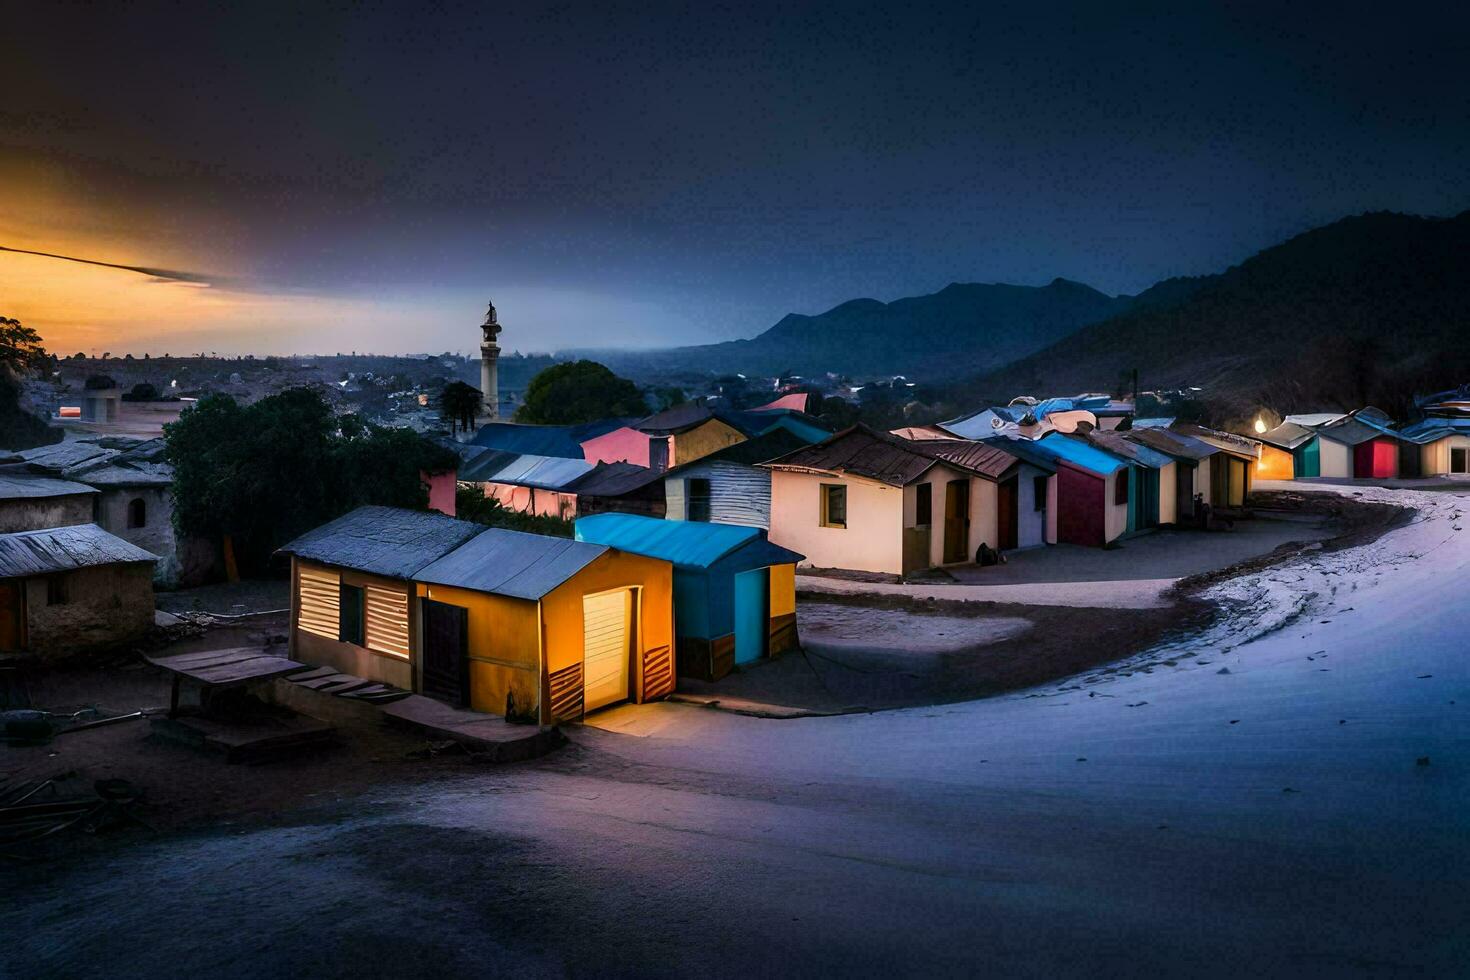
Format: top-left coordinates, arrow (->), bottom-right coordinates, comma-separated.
575,513 -> 803,681
1255,422 -> 1319,479
1315,417 -> 1399,479
1170,424 -> 1258,506
1123,427 -> 1217,522
0,523 -> 157,654
564,461 -> 667,518
0,472 -> 98,534
1084,429 -> 1178,529
1034,433 -> 1131,547
1399,418 -> 1470,477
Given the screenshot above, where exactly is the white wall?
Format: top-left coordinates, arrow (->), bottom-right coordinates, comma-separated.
1319,439 -> 1352,478
1013,464 -> 1050,548
1104,470 -> 1129,543
1158,461 -> 1177,525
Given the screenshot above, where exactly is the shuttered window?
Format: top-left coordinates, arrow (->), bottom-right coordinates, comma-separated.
364,584 -> 411,659
298,565 -> 340,639
338,584 -> 365,646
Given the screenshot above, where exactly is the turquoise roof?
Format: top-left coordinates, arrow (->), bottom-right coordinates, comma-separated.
575,513 -> 802,569
1036,433 -> 1127,475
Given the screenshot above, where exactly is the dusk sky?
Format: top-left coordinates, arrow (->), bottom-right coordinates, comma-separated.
4,2 -> 1468,356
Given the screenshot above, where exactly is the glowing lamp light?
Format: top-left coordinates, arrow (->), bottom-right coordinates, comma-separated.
1254,416 -> 1268,434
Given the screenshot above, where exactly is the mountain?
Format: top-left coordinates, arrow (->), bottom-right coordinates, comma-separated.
590,278 -> 1134,380
957,210 -> 1470,415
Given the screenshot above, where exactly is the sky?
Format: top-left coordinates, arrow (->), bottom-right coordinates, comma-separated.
3,1 -> 1468,357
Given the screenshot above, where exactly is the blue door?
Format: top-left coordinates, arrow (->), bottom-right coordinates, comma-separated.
733,568 -> 769,665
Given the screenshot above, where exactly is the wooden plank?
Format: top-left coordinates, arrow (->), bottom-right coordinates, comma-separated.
149,647 -> 269,670
183,656 -> 306,686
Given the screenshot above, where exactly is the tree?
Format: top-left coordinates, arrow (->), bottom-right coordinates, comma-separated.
438,380 -> 483,434
0,316 -> 48,373
515,360 -> 646,424
165,386 -> 458,576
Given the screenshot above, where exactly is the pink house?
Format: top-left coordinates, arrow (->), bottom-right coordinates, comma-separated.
582,426 -> 670,470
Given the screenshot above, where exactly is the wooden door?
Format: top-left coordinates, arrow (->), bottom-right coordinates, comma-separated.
582,590 -> 631,711
996,477 -> 1018,550
421,599 -> 469,706
1175,463 -> 1195,520
943,479 -> 970,563
0,581 -> 22,651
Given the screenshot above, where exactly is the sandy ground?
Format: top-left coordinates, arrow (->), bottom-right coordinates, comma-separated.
797,603 -> 1033,652
2,483 -> 1465,976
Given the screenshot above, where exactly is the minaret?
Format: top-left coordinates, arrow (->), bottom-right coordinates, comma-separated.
479,300 -> 501,421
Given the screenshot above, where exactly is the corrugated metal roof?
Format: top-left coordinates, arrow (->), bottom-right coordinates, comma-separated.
457,448 -> 522,482
0,471 -> 99,500
1124,427 -> 1218,462
1036,432 -> 1126,475
1170,424 -> 1261,459
479,454 -> 595,490
763,425 -> 1022,486
1284,412 -> 1347,428
976,435 -> 1059,473
1315,417 -> 1396,447
277,505 -> 484,579
1086,430 -> 1174,469
469,420 -> 630,458
565,461 -> 665,497
0,523 -> 157,578
1398,417 -> 1470,444
1256,422 -> 1317,451
575,512 -> 803,569
415,528 -> 609,599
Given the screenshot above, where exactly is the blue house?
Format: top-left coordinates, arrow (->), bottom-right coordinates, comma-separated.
575,513 -> 804,681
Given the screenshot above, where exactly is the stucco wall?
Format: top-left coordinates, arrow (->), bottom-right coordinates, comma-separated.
94,486 -> 177,586
770,469 -> 903,574
0,493 -> 93,534
1013,464 -> 1050,548
20,562 -> 154,655
423,470 -> 457,516
1257,445 -> 1296,480
582,426 -> 659,467
1318,439 -> 1352,478
479,481 -> 578,519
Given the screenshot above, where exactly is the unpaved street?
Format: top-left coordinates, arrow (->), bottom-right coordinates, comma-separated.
3,484 -> 1466,977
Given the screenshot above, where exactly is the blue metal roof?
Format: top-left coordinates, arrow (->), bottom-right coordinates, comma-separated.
575,513 -> 803,570
1036,433 -> 1126,475
478,453 -> 595,490
468,419 -> 630,458
1398,416 -> 1470,444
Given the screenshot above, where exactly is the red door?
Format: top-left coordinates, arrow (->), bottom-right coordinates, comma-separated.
1055,464 -> 1105,547
1355,438 -> 1398,478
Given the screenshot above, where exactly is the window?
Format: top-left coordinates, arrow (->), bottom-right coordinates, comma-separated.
914,483 -> 932,526
1115,471 -> 1130,506
127,497 -> 147,529
820,483 -> 847,528
338,584 -> 365,646
45,575 -> 69,606
1452,447 -> 1467,474
365,584 -> 411,659
298,565 -> 341,639
1033,475 -> 1048,511
687,478 -> 712,522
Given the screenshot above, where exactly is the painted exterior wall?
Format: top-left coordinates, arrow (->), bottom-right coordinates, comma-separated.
768,562 -> 798,655
1055,464 -> 1105,547
478,481 -> 578,519
1318,438 -> 1353,478
14,562 -> 154,655
1009,464 -> 1050,548
0,494 -> 93,534
770,469 -> 903,574
1104,470 -> 1129,543
1420,435 -> 1470,475
665,461 -> 772,528
540,549 -> 674,720
289,558 -> 417,691
1353,438 -> 1399,479
582,426 -> 665,469
1257,444 -> 1296,481
1296,439 -> 1321,477
1157,460 -> 1178,525
423,471 -> 457,516
415,580 -> 542,720
671,418 -> 747,466
93,486 -> 177,586
901,462 -> 990,567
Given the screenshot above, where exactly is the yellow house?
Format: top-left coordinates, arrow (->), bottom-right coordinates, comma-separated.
280,506 -> 675,724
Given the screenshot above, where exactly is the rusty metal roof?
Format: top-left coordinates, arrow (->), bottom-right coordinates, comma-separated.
762,425 -> 1024,485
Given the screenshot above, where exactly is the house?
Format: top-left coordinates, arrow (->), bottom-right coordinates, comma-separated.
1255,422 -> 1320,479
459,450 -> 596,519
575,513 -> 803,681
1083,429 -> 1179,528
1032,432 -> 1132,547
0,523 -> 157,655
564,462 -> 667,518
468,419 -> 633,459
583,402 -> 750,471
279,505 -> 675,723
664,428 -> 813,529
1123,427 -> 1220,523
1398,417 -> 1470,477
1314,414 -> 1401,479
762,426 -> 1053,575
1169,424 -> 1258,507
0,472 -> 97,533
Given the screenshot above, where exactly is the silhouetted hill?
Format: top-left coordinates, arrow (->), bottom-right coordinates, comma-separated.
591,278 -> 1133,380
959,210 -> 1470,416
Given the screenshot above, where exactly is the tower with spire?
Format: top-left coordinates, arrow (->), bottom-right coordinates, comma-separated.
479,300 -> 501,421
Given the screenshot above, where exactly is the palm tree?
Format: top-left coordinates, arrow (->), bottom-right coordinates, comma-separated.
439,381 -> 483,435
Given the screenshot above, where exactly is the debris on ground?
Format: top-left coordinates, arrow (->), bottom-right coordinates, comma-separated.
0,775 -> 151,851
